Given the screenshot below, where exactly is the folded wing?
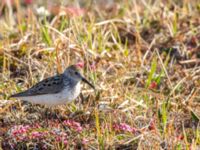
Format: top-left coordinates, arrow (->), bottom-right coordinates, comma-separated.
10,75 -> 64,97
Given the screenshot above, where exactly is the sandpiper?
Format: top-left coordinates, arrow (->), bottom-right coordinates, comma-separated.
10,65 -> 95,106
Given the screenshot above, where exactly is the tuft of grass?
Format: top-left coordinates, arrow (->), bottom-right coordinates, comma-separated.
0,0 -> 200,149
41,18 -> 52,46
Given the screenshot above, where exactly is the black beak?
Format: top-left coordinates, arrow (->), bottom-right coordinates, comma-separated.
82,77 -> 95,90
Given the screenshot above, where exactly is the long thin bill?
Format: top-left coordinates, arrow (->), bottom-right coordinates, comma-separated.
82,77 -> 95,90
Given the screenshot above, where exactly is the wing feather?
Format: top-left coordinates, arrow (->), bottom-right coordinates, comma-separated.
10,75 -> 64,97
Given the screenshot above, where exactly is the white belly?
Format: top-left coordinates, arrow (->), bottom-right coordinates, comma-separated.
19,82 -> 81,106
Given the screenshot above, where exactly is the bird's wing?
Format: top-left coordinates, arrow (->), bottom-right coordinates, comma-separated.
10,75 -> 64,97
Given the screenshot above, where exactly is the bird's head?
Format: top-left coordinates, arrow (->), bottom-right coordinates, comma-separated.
64,65 -> 95,89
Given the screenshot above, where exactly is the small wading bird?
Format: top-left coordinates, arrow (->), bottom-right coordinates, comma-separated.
10,65 -> 95,106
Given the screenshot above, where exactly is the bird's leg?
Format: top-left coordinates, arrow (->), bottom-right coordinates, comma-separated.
56,114 -> 67,130
44,107 -> 49,127
78,92 -> 85,110
54,108 -> 67,130
80,92 -> 84,103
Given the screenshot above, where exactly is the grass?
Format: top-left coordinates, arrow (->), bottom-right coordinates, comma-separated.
0,0 -> 200,149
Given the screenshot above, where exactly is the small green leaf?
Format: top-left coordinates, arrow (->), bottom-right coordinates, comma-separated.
145,57 -> 157,88
191,110 -> 199,122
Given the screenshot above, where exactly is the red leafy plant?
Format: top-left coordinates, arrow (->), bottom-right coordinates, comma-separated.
63,120 -> 83,132
6,119 -> 83,145
113,123 -> 138,134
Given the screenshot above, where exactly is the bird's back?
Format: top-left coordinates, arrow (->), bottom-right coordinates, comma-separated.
10,75 -> 64,98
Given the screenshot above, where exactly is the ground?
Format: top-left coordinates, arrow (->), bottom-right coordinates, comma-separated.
0,0 -> 200,149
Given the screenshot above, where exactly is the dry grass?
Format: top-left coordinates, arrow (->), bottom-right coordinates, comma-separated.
0,0 -> 200,149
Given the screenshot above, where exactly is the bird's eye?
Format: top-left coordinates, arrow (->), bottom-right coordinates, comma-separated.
75,71 -> 79,75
